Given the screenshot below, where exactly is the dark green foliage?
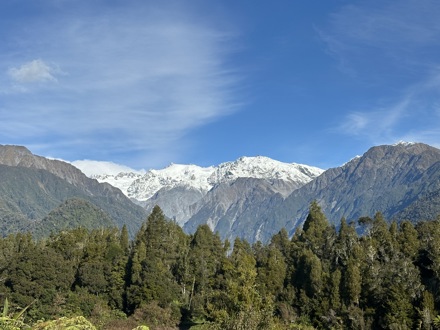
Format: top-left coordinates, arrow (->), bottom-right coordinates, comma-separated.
1,204 -> 440,329
207,238 -> 274,329
299,201 -> 336,260
254,243 -> 287,301
126,205 -> 188,318
32,198 -> 116,239
75,228 -> 130,311
185,224 -> 227,321
3,234 -> 74,320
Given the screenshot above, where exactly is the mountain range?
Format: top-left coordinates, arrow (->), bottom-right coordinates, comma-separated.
1,142 -> 440,242
85,156 -> 323,228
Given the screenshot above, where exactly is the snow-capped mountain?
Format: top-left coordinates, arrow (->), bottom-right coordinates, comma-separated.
128,164 -> 215,201
74,156 -> 323,202
208,156 -> 323,186
73,156 -> 323,227
95,172 -> 145,198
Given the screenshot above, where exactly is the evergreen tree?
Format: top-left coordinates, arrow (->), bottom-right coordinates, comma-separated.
419,290 -> 436,329
4,234 -> 73,321
120,224 -> 130,255
343,257 -> 362,307
398,220 -> 419,260
294,248 -> 325,322
212,238 -> 274,329
254,244 -> 287,302
186,224 -> 226,321
417,218 -> 440,303
300,200 -> 336,261
333,218 -> 358,267
126,206 -> 187,318
270,228 -> 291,261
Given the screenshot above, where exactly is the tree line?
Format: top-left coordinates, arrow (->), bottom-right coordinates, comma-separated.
1,202 -> 440,329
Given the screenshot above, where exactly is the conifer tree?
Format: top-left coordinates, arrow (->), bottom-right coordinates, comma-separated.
270,228 -> 291,260
213,238 -> 273,329
120,224 -> 130,255
254,244 -> 287,302
126,206 -> 187,316
186,224 -> 226,320
334,218 -> 358,267
343,257 -> 361,307
300,200 -> 335,260
398,220 -> 419,260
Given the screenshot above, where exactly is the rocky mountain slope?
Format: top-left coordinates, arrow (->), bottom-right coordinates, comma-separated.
183,177 -> 290,242
79,156 -> 324,226
0,145 -> 147,236
247,142 -> 440,241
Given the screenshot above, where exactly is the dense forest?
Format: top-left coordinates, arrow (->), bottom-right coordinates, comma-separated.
1,202 -> 440,329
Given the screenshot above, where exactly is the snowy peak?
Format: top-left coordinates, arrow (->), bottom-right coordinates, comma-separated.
209,156 -> 323,184
94,172 -> 144,197
127,164 -> 215,201
126,157 -> 323,201
71,160 -> 145,197
72,156 -> 324,202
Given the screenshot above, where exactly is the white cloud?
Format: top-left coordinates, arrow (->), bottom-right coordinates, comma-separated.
8,59 -> 59,83
0,2 -> 242,168
71,160 -> 144,177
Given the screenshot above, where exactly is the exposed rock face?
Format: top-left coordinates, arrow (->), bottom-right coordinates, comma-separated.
183,178 -> 289,242
141,186 -> 207,226
256,142 -> 440,240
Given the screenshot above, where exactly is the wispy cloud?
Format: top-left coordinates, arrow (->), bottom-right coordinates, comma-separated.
337,96 -> 410,142
322,0 -> 440,146
337,68 -> 440,145
320,0 -> 440,78
0,1 -> 241,168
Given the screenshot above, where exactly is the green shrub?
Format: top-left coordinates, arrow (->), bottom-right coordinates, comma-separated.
32,316 -> 97,329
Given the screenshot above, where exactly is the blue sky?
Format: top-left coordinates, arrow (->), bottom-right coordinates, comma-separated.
1,0 -> 440,170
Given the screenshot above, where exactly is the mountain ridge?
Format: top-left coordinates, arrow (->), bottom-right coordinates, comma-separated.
0,144 -> 147,236
275,142 -> 440,235
75,155 -> 324,227
77,155 -> 324,201
3,142 -> 440,243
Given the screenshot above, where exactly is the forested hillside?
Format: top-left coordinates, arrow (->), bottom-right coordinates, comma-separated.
0,145 -> 148,238
1,204 -> 440,329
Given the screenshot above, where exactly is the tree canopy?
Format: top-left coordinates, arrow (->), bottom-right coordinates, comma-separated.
0,203 -> 440,329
